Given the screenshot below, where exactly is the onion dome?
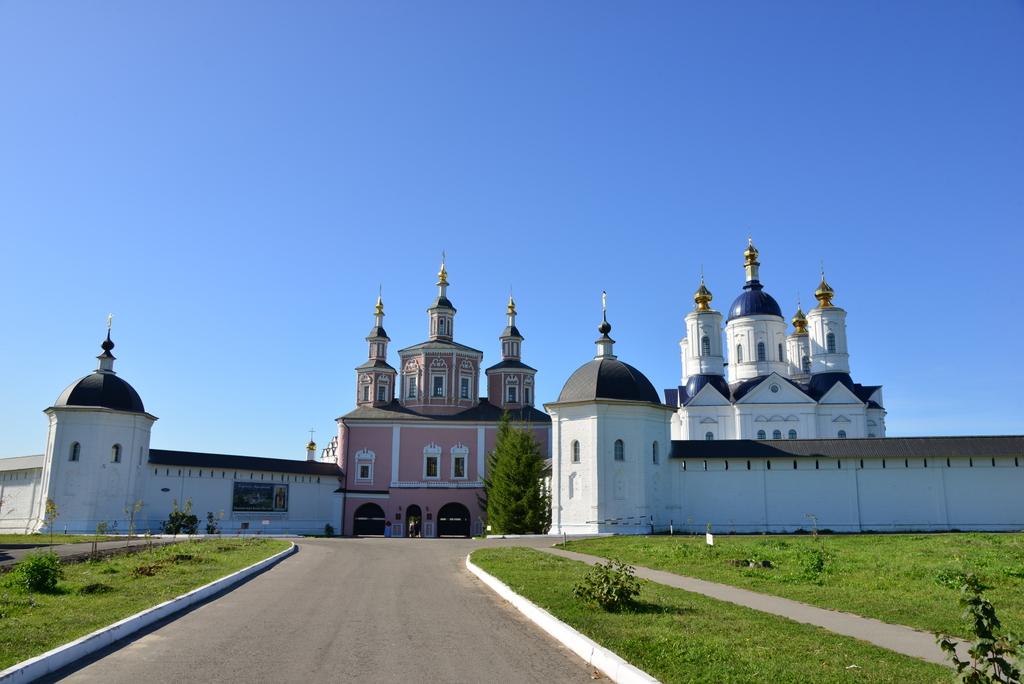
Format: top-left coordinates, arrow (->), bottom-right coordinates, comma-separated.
791,305 -> 808,335
814,273 -> 835,308
728,238 -> 782,321
54,330 -> 145,413
694,276 -> 713,312
307,440 -> 317,452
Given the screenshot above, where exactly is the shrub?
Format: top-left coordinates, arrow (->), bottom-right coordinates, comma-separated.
7,552 -> 63,593
572,559 -> 641,612
799,546 -> 831,578
163,499 -> 199,535
937,574 -> 1023,683
324,523 -> 335,537
205,512 -> 220,535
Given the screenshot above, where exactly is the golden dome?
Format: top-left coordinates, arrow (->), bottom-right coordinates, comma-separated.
374,294 -> 384,317
743,237 -> 759,266
814,275 -> 835,308
437,253 -> 448,284
507,294 -> 516,316
791,306 -> 808,335
694,277 -> 713,311
306,440 -> 317,451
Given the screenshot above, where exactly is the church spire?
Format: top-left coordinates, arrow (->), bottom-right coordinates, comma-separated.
814,266 -> 835,308
743,236 -> 760,283
97,314 -> 116,373
595,291 -> 616,359
500,292 -> 523,360
694,272 -> 713,312
427,254 -> 456,341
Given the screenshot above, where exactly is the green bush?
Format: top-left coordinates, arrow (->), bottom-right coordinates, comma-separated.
163,499 -> 199,535
572,559 -> 641,612
6,552 -> 63,593
937,574 -> 1022,682
799,546 -> 831,578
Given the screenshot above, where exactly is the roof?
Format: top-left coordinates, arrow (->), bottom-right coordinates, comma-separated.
669,435 -> 1024,460
727,281 -> 782,321
397,339 -> 483,355
356,359 -> 397,371
366,325 -> 389,340
429,295 -> 456,310
0,454 -> 44,471
55,372 -> 146,413
149,449 -> 342,476
486,359 -> 537,372
557,358 -> 661,405
667,372 -> 884,407
339,398 -> 550,424
501,325 -> 523,339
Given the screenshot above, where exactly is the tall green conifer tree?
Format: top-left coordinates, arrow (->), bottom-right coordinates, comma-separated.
482,415 -> 551,534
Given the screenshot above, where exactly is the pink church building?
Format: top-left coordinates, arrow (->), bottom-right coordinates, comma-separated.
336,261 -> 551,537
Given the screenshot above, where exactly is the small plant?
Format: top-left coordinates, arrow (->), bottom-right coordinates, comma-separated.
324,523 -> 335,537
43,499 -> 59,546
572,559 -> 641,612
205,512 -> 220,535
6,552 -> 63,593
163,498 -> 199,536
936,567 -> 975,590
124,500 -> 144,540
799,546 -> 831,579
937,573 -> 1022,683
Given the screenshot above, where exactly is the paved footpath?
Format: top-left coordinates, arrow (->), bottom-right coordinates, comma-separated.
43,538 -> 596,684
541,546 -> 968,667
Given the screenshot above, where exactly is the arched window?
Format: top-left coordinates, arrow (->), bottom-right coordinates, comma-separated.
69,442 -> 80,462
757,430 -> 766,440
778,343 -> 784,361
700,336 -> 711,356
802,355 -> 811,372
788,429 -> 797,440
613,439 -> 624,461
571,440 -> 580,464
757,342 -> 766,362
772,429 -> 782,440
826,332 -> 837,354
652,441 -> 659,465
837,429 -> 847,439
735,345 -> 743,363
111,444 -> 122,463
704,432 -> 714,441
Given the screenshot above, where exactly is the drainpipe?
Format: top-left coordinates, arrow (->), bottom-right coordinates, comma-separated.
340,421 -> 350,536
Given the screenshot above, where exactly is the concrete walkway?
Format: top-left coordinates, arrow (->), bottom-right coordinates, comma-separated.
540,546 -> 969,667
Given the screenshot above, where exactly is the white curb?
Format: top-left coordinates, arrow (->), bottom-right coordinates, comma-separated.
466,554 -> 659,684
0,542 -> 297,683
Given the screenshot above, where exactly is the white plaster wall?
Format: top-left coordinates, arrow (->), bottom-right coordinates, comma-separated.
725,315 -> 789,382
550,405 -> 600,534
807,306 -> 850,374
0,467 -> 44,533
683,310 -> 725,380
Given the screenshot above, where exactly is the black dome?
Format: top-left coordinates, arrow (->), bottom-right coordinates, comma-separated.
558,358 -> 660,404
55,372 -> 146,413
727,281 -> 782,321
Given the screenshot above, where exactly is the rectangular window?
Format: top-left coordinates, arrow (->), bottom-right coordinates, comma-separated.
524,387 -> 531,405
460,377 -> 470,399
453,455 -> 466,478
377,384 -> 387,401
362,385 -> 370,401
425,455 -> 439,478
357,464 -> 371,481
433,375 -> 445,397
507,386 -> 517,403
407,376 -> 417,399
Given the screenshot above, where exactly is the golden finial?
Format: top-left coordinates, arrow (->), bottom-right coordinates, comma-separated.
743,236 -> 759,266
792,300 -> 808,335
694,272 -> 713,311
374,285 -> 384,316
507,293 -> 516,316
437,251 -> 448,284
814,266 -> 834,308
306,440 -> 317,451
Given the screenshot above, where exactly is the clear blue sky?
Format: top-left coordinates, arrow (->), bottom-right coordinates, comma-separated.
2,2 -> 1022,458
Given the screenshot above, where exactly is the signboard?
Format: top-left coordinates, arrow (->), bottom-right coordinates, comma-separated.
232,482 -> 288,512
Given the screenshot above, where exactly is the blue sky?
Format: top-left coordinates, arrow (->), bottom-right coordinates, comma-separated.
2,2 -> 1022,458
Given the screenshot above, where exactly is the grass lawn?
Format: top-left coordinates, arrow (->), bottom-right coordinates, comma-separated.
560,533 -> 1024,639
0,537 -> 289,670
472,547 -> 951,683
0,534 -> 122,546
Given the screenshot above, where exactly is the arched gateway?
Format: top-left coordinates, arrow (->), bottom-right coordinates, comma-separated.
353,502 -> 386,536
437,502 -> 471,538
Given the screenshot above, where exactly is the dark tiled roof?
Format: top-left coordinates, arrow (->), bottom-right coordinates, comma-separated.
557,358 -> 661,404
355,359 -> 396,371
55,372 -> 146,413
727,281 -> 782,321
669,436 -> 1024,460
339,398 -> 550,424
149,449 -> 342,476
366,325 -> 389,340
429,296 -> 456,310
486,359 -> 536,372
664,388 -> 679,406
669,373 -> 885,408
501,325 -> 523,339
397,339 -> 483,355
683,374 -> 732,405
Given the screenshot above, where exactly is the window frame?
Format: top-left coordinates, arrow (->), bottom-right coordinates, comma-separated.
111,444 -> 122,463
788,429 -> 797,440
826,332 -> 837,354
700,336 -> 711,356
613,439 -> 624,461
431,374 -> 446,398
757,341 -> 766,362
423,445 -> 441,479
704,432 -> 714,441
757,429 -> 766,440
652,441 -> 659,465
571,440 -> 581,463
837,429 -> 847,439
451,445 -> 469,480
773,429 -> 783,440
69,442 -> 80,462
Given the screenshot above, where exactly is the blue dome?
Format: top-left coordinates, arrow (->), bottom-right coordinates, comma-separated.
727,281 -> 782,321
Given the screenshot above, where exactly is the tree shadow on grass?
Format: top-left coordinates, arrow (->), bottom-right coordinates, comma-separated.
622,600 -> 696,616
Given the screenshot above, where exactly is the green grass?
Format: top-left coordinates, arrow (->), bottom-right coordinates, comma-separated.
0,534 -> 122,546
560,533 -> 1024,638
472,547 -> 951,683
0,538 -> 289,670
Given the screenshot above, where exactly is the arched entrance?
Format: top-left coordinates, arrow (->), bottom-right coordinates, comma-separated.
406,504 -> 422,538
353,502 -> 386,536
437,502 -> 471,538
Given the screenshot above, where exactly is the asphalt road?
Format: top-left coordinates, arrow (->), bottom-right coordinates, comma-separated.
48,538 -> 597,683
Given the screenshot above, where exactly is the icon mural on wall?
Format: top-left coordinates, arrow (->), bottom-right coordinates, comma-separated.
232,482 -> 288,512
